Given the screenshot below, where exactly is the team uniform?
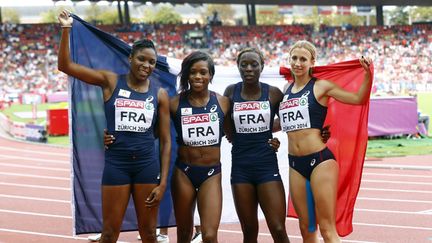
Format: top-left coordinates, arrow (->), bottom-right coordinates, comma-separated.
230,82 -> 281,185
278,77 -> 335,180
173,91 -> 224,190
279,77 -> 335,232
103,75 -> 160,185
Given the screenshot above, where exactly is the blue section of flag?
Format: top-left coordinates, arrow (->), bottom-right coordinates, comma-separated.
69,14 -> 177,235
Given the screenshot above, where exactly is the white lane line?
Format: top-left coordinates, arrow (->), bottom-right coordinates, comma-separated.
0,194 -> 69,203
1,209 -> 430,238
2,191 -> 429,217
357,197 -> 432,204
0,228 -> 87,241
0,182 -> 70,191
0,163 -> 69,172
365,163 -> 432,171
356,208 -> 432,215
362,179 -> 432,186
418,209 -> 432,214
0,145 -> 68,157
363,172 -> 432,179
0,154 -> 69,165
219,229 -> 380,243
360,187 -> 432,194
0,228 -> 129,243
353,222 -> 432,231
0,172 -> 70,181
0,209 -> 71,219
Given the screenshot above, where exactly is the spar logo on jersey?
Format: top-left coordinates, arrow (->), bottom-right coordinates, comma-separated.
115,99 -> 146,109
182,113 -> 215,125
280,98 -> 299,110
280,97 -> 308,110
234,101 -> 262,111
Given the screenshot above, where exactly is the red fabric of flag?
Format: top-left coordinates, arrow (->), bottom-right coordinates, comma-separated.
280,59 -> 374,236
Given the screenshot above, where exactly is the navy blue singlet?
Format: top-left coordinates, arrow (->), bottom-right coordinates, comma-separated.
279,78 -> 327,132
231,82 -> 276,164
104,74 -> 158,159
174,91 -> 224,147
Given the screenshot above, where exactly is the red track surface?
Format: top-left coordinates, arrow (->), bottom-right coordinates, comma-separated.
0,136 -> 431,242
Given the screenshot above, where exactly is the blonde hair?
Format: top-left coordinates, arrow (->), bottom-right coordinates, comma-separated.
289,40 -> 317,62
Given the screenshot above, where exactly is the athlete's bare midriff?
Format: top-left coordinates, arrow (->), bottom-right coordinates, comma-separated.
177,146 -> 220,166
287,128 -> 326,156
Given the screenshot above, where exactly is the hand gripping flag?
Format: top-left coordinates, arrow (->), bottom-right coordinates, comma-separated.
281,60 -> 374,236
68,14 -> 177,234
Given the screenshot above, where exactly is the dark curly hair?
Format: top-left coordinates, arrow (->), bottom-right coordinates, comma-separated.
179,51 -> 215,93
131,39 -> 157,57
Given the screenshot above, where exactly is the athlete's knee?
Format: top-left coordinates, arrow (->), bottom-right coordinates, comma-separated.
268,223 -> 289,241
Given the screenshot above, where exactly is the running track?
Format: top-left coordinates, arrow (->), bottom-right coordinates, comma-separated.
0,136 -> 431,243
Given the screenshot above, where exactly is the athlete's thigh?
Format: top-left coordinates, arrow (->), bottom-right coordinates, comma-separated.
310,159 -> 338,222
132,183 -> 159,229
232,183 -> 259,225
171,168 -> 197,228
257,181 -> 287,225
102,184 -> 132,228
197,173 -> 222,230
289,168 -> 310,223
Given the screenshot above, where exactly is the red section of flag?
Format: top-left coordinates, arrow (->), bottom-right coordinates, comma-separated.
280,59 -> 374,236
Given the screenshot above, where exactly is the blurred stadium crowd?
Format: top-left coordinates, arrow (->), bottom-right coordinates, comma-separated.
0,22 -> 431,103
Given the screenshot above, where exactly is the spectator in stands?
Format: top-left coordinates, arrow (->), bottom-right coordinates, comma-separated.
57,10 -> 171,243
278,40 -> 372,243
223,47 -> 290,243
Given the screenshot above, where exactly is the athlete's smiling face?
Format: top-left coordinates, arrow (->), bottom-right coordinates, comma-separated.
238,52 -> 263,84
289,47 -> 315,77
188,60 -> 212,92
129,47 -> 157,82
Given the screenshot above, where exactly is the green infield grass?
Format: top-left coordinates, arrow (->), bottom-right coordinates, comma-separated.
1,103 -> 69,146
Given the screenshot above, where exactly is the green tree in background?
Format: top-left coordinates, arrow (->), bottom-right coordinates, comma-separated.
41,7 -> 74,23
202,4 -> 235,24
3,8 -> 20,23
98,9 -> 120,24
409,7 -> 432,23
154,6 -> 182,24
83,3 -> 119,25
386,6 -> 410,25
141,8 -> 155,23
141,5 -> 181,24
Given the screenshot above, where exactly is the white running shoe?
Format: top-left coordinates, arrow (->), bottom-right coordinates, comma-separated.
87,233 -> 101,242
137,233 -> 169,243
190,232 -> 202,243
157,234 -> 170,243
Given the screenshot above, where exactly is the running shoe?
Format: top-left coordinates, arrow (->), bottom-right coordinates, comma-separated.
191,232 -> 202,243
87,233 -> 101,242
